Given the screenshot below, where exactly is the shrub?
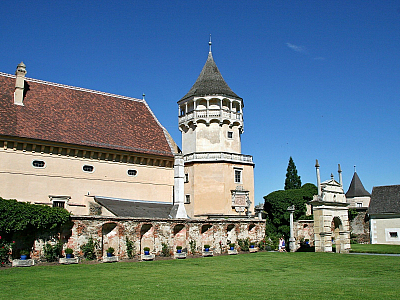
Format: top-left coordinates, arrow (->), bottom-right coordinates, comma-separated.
65,247 -> 73,255
229,243 -> 235,248
238,238 -> 250,251
204,244 -> 210,249
20,249 -> 30,256
106,247 -> 114,254
125,237 -> 135,259
176,245 -> 182,250
143,247 -> 150,252
43,242 -> 62,262
189,240 -> 196,255
161,243 -> 170,257
0,236 -> 14,266
80,237 -> 98,260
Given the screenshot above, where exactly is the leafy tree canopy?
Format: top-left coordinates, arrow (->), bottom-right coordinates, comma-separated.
0,197 -> 70,241
263,183 -> 317,238
284,156 -> 301,190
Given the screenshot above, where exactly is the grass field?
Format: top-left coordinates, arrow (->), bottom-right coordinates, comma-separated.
350,243 -> 400,254
1,251 -> 399,299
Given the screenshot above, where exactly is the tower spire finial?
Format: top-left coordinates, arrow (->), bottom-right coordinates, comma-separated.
209,34 -> 212,53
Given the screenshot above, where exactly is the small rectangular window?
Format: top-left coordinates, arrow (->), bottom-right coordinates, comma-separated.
356,202 -> 362,208
53,201 -> 65,208
234,169 -> 242,184
184,173 -> 189,183
185,195 -> 190,204
227,131 -> 233,139
390,232 -> 398,238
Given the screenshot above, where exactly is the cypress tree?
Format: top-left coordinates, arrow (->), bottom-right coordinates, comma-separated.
284,156 -> 301,190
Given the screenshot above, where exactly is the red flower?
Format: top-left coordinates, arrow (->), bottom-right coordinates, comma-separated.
12,241 -> 15,243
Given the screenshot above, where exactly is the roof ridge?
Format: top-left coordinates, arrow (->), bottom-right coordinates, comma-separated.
0,71 -> 144,103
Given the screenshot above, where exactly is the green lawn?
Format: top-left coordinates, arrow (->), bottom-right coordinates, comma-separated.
1,252 -> 399,299
350,243 -> 400,254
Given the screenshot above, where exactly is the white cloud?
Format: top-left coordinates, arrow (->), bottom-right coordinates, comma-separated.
286,42 -> 307,53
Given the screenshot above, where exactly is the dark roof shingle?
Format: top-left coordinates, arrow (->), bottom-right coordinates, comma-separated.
368,185 -> 400,214
0,73 -> 174,157
94,196 -> 176,218
179,52 -> 242,102
346,172 -> 370,198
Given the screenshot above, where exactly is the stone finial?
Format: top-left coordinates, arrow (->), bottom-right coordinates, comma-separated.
338,163 -> 343,186
315,159 -> 320,168
209,34 -> 212,53
331,173 -> 334,180
14,61 -> 27,106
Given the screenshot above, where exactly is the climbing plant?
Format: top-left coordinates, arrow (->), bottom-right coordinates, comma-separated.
0,197 -> 70,248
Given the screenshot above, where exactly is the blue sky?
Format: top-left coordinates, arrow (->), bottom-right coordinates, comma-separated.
1,1 -> 399,205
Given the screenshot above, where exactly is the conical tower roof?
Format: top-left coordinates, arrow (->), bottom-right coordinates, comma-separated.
346,172 -> 371,198
179,51 -> 242,102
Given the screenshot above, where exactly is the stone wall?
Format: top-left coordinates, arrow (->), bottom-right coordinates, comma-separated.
32,216 -> 265,259
349,210 -> 370,243
294,220 -> 314,251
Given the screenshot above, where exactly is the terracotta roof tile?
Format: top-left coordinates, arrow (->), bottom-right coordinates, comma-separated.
0,73 -> 174,157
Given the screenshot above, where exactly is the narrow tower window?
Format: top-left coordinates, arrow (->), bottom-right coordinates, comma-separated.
227,131 -> 233,139
234,169 -> 242,184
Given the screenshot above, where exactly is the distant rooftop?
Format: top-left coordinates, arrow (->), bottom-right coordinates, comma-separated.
368,185 -> 400,214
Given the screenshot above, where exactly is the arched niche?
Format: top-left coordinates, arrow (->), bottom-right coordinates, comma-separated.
226,224 -> 237,244
140,223 -> 154,253
331,217 -> 343,253
173,224 -> 186,251
102,222 -> 119,257
201,224 -> 213,248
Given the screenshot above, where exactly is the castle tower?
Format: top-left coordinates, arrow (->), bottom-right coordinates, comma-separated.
178,40 -> 255,218
345,168 -> 371,209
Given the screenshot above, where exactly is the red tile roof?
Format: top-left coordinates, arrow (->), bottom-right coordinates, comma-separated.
0,72 -> 175,157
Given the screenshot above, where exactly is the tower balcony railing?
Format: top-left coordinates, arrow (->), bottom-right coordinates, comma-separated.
184,152 -> 254,165
179,109 -> 242,125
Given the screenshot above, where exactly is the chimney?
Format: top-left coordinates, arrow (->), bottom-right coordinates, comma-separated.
315,159 -> 321,196
14,62 -> 27,106
338,164 -> 343,186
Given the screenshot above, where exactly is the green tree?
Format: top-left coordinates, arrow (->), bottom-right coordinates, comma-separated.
263,183 -> 317,238
284,156 -> 302,190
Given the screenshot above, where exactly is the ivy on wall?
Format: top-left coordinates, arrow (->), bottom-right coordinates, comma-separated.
0,197 -> 70,242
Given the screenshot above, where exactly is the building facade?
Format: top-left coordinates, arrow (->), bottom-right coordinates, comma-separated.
0,63 -> 180,217
369,185 -> 400,245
